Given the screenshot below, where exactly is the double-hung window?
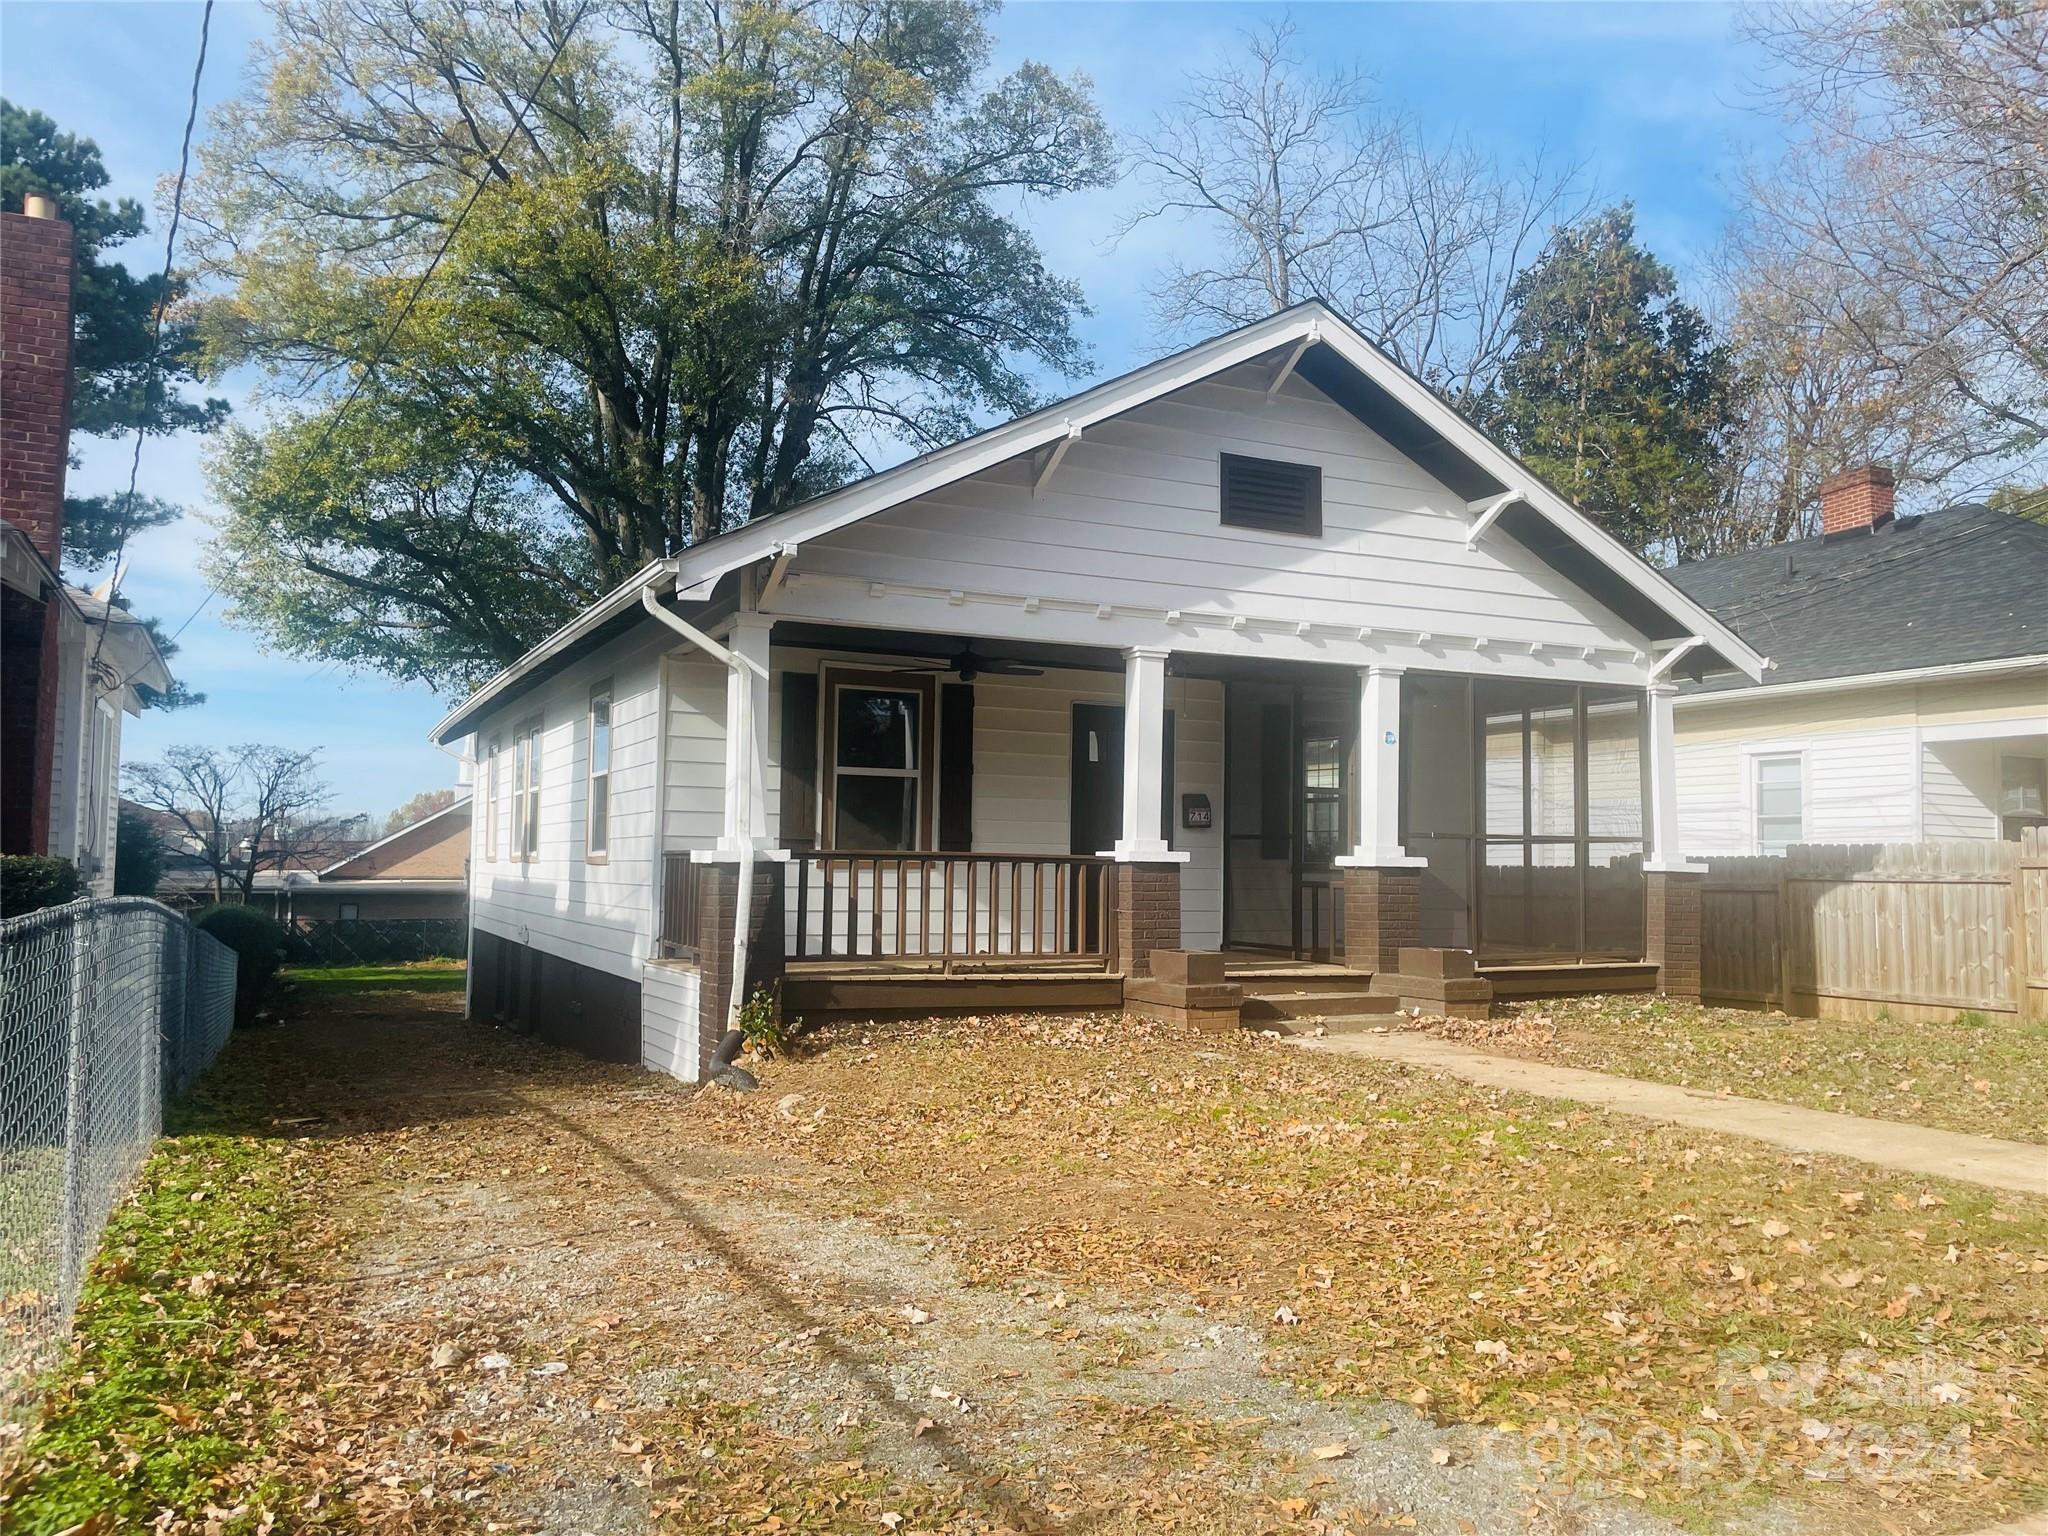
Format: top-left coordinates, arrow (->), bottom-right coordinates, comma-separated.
586,683 -> 612,861
513,717 -> 542,862
824,671 -> 932,851
1754,754 -> 1804,855
2000,754 -> 2047,841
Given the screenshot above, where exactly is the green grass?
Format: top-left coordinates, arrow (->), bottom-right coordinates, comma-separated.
2,1044 -> 334,1534
282,959 -> 466,996
1478,995 -> 2048,1143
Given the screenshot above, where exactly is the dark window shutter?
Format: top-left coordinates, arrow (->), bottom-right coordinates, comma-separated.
1221,453 -> 1322,535
939,682 -> 974,851
778,672 -> 819,852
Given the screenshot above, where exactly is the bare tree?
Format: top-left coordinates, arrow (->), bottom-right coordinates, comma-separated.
383,787 -> 458,837
124,745 -> 356,903
1733,0 -> 2048,511
1120,19 -> 1585,409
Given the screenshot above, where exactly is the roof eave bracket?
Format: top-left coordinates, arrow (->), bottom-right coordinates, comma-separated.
1266,320 -> 1321,400
1032,421 -> 1082,500
1464,491 -> 1522,550
1647,635 -> 1707,682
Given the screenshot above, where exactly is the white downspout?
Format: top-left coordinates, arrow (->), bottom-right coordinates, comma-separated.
639,581 -> 767,1029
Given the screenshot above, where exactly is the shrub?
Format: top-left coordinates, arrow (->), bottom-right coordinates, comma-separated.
0,855 -> 84,918
114,809 -> 166,897
736,983 -> 800,1058
195,905 -> 285,1027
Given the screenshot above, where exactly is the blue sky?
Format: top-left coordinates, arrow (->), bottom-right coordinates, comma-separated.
3,0 -> 1785,822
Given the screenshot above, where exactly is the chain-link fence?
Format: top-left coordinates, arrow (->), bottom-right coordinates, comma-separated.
284,917 -> 465,966
0,898 -> 237,1426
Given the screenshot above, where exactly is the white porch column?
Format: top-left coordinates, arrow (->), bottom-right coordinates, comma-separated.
721,613 -> 774,851
1643,681 -> 1695,871
1109,645 -> 1182,861
1336,665 -> 1425,868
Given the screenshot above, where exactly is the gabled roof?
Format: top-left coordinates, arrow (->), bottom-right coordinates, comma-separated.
434,302 -> 1765,744
1669,504 -> 2048,695
320,795 -> 472,878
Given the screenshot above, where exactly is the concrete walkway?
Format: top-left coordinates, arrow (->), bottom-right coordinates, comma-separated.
1294,1030 -> 2048,1198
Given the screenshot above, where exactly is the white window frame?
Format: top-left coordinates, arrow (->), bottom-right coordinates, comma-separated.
484,734 -> 500,862
1997,749 -> 2048,839
586,681 -> 612,862
822,670 -> 933,852
1751,750 -> 1806,856
513,716 -> 542,863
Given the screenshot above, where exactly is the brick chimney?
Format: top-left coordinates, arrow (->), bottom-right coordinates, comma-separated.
1817,463 -> 1895,537
1,196 -> 77,562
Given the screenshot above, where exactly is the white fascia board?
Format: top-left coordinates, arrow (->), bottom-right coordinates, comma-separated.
1674,653 -> 2048,709
430,558 -> 672,743
307,877 -> 467,894
1305,314 -> 1768,683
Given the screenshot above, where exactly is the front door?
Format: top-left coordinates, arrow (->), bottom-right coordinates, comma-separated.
1070,704 -> 1125,858
1071,704 -> 1124,953
1223,680 -> 1353,957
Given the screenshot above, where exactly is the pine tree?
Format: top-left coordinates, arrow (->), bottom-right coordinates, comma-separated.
1494,205 -> 1737,559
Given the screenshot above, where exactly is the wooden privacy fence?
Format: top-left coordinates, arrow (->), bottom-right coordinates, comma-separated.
1700,830 -> 2048,1020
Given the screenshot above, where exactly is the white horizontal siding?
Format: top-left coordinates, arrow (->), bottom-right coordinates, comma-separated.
468,627 -> 666,981
1675,724 -> 1918,856
641,961 -> 702,1081
783,367 -> 1649,657
1675,738 -> 1747,857
1922,739 -> 2000,840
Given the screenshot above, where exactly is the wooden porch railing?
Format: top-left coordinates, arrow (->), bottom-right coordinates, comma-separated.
659,851 -> 699,959
792,851 -> 1115,967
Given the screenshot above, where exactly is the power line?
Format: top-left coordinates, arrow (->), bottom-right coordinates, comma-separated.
86,0 -> 213,678
129,3 -> 591,678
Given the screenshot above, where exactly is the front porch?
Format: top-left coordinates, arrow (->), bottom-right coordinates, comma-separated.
653,621 -> 1700,1034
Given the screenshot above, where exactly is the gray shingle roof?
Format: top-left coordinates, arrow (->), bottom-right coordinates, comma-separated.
1666,505 -> 2048,694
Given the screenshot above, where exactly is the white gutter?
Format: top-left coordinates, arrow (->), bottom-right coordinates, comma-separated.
430,557 -> 671,744
1674,652 -> 2048,708
638,581 -> 760,1032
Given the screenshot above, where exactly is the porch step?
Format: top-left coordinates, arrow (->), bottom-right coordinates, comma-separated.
1227,965 -> 1377,997
1239,989 -> 1400,1024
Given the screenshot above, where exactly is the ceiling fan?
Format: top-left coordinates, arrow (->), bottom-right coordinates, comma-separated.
888,646 -> 1044,682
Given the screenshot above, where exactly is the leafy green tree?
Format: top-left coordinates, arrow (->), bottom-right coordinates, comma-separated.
0,101 -> 229,565
1494,205 -> 1739,559
192,0 -> 1112,691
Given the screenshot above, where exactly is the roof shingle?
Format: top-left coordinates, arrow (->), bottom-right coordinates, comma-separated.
1667,505 -> 2048,693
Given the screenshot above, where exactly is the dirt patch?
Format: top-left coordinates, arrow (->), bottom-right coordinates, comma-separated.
93,991 -> 2044,1536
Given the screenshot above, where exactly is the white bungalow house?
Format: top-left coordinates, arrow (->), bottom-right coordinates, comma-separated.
432,302 -> 1764,1079
1669,467 -> 2047,856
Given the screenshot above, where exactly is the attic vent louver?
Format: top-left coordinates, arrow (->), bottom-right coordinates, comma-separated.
1221,453 -> 1322,536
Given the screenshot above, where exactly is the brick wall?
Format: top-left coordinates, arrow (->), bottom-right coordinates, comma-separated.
1,210 -> 76,563
692,861 -> 786,1077
1113,862 -> 1182,980
1645,871 -> 1702,999
1818,464 -> 1894,536
1341,865 -> 1421,976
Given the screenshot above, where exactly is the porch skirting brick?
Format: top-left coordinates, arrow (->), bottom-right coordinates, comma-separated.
692,860 -> 786,1075
1113,862 -> 1182,979
1340,865 -> 1421,977
1645,871 -> 1702,1000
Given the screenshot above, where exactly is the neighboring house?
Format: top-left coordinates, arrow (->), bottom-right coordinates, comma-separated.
1,200 -> 172,895
1669,466 -> 2048,856
290,796 -> 470,923
431,301 -> 1765,1079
